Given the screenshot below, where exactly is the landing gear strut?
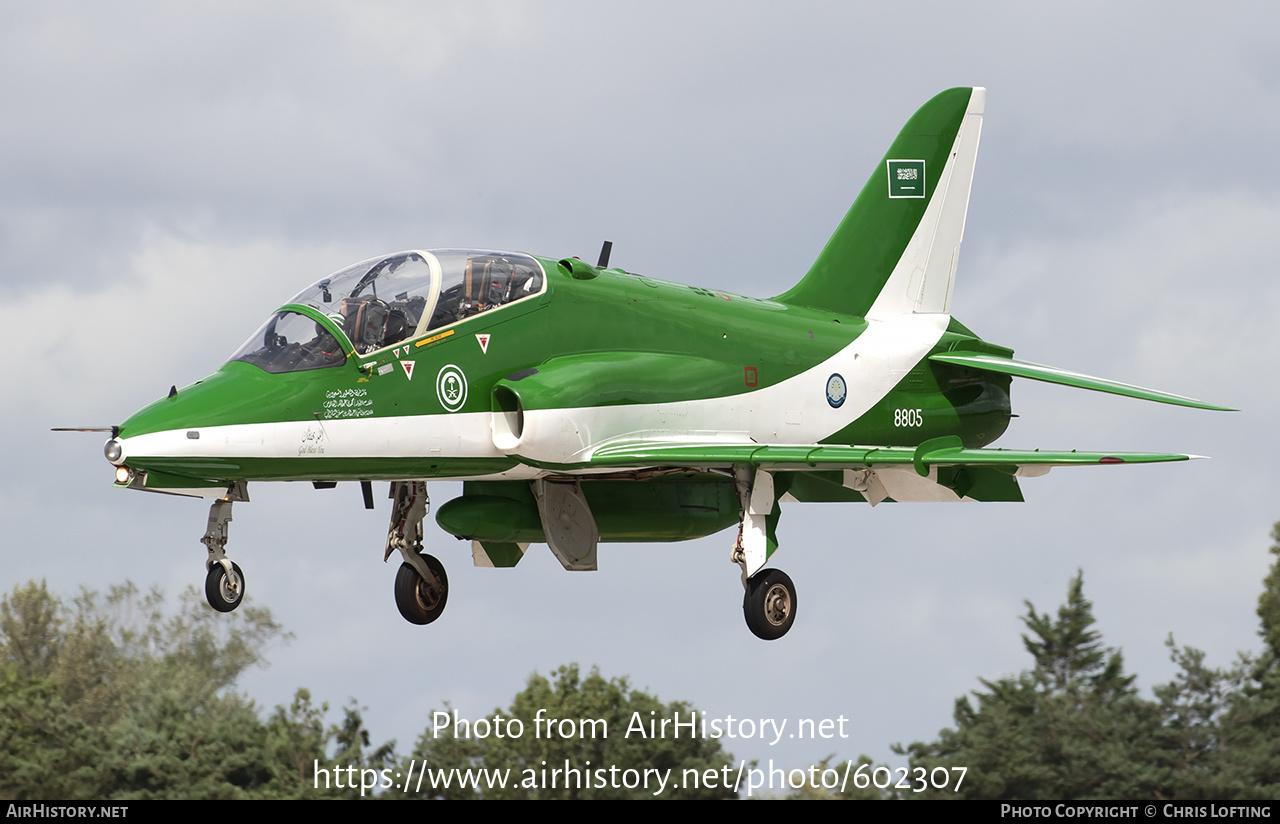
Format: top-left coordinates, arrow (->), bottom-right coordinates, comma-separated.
385,480 -> 449,625
731,467 -> 797,639
200,487 -> 248,612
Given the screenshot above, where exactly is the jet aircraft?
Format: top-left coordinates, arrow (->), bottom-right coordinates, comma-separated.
61,87 -> 1229,640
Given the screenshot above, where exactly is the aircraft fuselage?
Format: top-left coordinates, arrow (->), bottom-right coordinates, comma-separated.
110,254 -> 1011,486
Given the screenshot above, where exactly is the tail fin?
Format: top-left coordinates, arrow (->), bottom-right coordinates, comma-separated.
776,87 -> 985,320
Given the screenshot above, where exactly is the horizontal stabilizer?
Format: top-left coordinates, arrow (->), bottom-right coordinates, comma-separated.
929,351 -> 1235,411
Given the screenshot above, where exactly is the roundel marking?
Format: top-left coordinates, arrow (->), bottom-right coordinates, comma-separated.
825,373 -> 847,408
436,364 -> 468,412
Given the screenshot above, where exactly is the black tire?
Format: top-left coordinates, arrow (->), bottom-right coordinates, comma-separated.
205,562 -> 245,613
395,553 -> 448,625
742,568 -> 796,640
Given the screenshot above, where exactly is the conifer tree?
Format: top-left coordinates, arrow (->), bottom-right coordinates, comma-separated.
895,571 -> 1167,799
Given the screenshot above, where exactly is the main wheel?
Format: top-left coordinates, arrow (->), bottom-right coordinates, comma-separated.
743,568 -> 796,640
205,561 -> 245,613
395,553 -> 448,625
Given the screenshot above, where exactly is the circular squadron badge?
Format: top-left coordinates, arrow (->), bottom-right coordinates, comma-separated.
825,373 -> 847,408
436,365 -> 468,412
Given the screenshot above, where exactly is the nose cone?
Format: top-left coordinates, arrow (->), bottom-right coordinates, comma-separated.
113,362 -> 308,480
121,365 -> 267,434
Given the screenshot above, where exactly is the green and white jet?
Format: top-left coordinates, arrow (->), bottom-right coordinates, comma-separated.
61,87 -> 1230,640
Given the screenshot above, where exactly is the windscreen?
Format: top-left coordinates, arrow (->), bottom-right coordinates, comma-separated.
230,311 -> 347,374
230,250 -> 546,370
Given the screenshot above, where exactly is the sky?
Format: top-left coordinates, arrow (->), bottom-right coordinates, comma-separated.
5,1 -> 1279,787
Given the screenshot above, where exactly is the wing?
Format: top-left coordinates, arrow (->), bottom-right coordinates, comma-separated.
586,436 -> 1199,504
588,436 -> 1197,472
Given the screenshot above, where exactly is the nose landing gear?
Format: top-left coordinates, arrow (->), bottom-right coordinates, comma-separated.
199,488 -> 249,613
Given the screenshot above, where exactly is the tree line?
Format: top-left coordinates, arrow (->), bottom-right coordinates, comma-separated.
0,581 -> 731,799
883,522 -> 1280,800
4,521 -> 1280,799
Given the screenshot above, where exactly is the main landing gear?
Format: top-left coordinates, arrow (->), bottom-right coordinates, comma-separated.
732,467 -> 797,640
386,480 -> 449,625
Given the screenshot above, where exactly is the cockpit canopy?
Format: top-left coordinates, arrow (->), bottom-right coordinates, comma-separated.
231,249 -> 545,373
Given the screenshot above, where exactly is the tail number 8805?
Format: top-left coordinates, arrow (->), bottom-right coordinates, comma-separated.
893,408 -> 924,427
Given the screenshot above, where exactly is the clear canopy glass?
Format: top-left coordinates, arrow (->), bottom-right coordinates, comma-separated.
230,310 -> 347,374
230,250 -> 545,373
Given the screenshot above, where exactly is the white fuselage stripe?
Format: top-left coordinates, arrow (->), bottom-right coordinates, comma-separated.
119,313 -> 950,473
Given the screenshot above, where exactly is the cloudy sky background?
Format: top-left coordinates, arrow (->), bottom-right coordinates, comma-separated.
6,2 -> 1278,776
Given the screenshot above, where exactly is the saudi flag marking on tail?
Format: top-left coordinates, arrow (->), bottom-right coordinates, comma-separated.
887,159 -> 926,198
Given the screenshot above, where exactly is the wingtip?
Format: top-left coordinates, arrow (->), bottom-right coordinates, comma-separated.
1185,400 -> 1238,413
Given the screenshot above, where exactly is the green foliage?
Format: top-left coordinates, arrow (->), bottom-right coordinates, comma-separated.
894,571 -> 1169,799
1258,523 -> 1280,660
265,691 -> 396,799
1151,639 -> 1232,791
1020,573 -> 1135,698
1137,523 -> 1280,798
1190,521 -> 1280,798
1142,521 -> 1280,799
0,580 -> 286,728
0,579 -> 390,800
406,664 -> 736,799
15,517 -> 1280,801
0,665 -> 111,797
784,754 -> 893,800
894,522 -> 1280,801
104,691 -> 272,799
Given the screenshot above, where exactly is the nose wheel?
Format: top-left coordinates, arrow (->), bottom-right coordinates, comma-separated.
205,561 -> 245,612
743,568 -> 796,640
200,496 -> 248,613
